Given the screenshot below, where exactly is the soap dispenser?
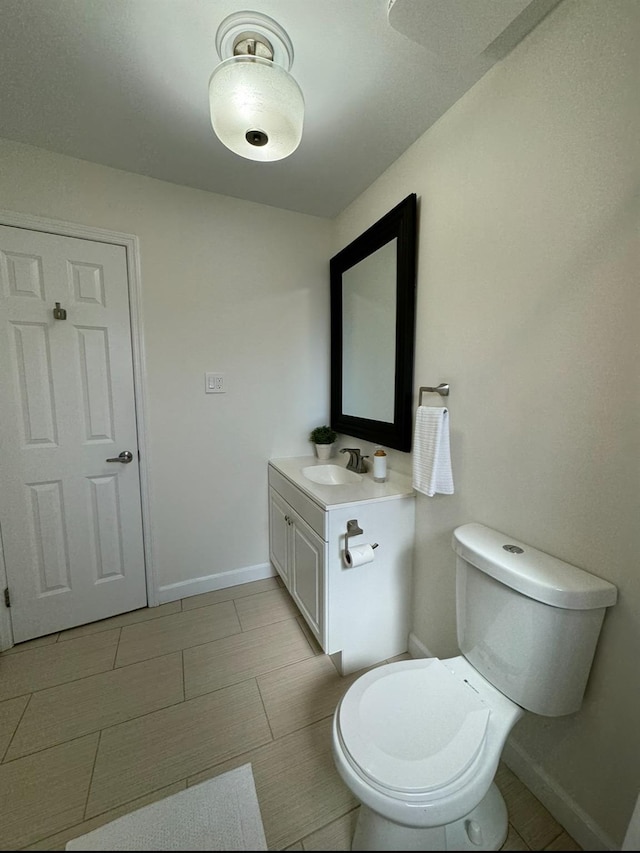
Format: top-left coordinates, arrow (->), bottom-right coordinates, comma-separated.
373,447 -> 387,483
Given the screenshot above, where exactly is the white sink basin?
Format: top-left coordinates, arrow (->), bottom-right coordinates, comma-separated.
302,464 -> 363,485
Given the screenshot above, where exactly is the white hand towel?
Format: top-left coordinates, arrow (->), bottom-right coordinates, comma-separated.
412,406 -> 454,496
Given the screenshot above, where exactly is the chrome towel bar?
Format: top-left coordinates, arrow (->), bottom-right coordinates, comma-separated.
419,384 -> 450,405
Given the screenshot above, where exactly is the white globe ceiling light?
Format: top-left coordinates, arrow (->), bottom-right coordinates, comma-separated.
209,11 -> 304,162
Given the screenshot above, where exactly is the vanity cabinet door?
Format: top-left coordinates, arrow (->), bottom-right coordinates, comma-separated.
268,488 -> 291,586
290,514 -> 325,646
268,486 -> 325,647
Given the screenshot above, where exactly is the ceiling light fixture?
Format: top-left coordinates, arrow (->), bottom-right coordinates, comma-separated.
208,11 -> 304,162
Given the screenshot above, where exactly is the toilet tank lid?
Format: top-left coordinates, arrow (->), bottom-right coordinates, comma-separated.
452,523 -> 617,610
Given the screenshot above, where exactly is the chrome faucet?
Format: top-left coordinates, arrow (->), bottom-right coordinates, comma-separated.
340,447 -> 367,473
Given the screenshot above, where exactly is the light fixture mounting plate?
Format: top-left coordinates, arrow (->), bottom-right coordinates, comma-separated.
215,11 -> 294,70
233,34 -> 273,60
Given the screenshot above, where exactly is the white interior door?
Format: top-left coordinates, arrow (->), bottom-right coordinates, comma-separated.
0,224 -> 147,642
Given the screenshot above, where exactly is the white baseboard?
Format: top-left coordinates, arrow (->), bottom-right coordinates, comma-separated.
156,562 -> 276,605
503,727 -> 616,850
406,632 -> 614,850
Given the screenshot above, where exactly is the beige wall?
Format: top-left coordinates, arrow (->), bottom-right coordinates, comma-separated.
333,0 -> 639,847
0,140 -> 332,594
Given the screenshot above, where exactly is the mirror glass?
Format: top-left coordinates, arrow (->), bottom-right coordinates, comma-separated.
330,194 -> 417,452
342,238 -> 397,422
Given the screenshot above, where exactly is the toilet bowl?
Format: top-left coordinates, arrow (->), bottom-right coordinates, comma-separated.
331,522 -> 618,851
332,656 -> 523,851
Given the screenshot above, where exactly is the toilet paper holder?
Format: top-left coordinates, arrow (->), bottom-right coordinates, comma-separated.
345,519 -> 378,552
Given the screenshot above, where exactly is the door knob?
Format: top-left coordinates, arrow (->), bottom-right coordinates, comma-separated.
106,451 -> 134,463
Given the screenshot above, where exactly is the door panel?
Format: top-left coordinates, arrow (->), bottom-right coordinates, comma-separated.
0,225 -> 147,642
291,517 -> 324,642
268,488 -> 290,585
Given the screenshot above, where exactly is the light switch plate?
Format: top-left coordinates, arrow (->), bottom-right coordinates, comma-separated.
205,373 -> 225,393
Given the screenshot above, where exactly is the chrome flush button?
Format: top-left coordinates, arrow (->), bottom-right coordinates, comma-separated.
503,544 -> 524,554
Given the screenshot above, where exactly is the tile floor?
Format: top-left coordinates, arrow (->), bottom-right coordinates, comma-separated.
0,577 -> 582,851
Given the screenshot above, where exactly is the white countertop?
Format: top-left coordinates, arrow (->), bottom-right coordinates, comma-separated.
269,455 -> 415,510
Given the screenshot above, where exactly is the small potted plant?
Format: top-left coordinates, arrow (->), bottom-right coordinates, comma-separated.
309,424 -> 337,460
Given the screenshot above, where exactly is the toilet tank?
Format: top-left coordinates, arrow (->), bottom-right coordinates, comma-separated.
452,523 -> 617,716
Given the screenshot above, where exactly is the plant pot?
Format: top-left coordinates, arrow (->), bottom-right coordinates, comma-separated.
315,443 -> 334,460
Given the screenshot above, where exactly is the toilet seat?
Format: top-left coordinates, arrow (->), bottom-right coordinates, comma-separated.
337,658 -> 490,795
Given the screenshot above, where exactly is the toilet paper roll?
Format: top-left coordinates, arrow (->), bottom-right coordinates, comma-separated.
344,544 -> 375,568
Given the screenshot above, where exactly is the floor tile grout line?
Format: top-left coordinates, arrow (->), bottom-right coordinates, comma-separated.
111,627 -> 122,669
540,827 -> 570,850
52,610 -> 178,646
0,633 -> 60,654
170,636 -> 318,702
183,652 -> 323,707
80,729 -> 103,823
1,627 -> 120,662
180,579 -> 283,613
0,631 -> 373,748
11,600 -> 300,678
264,708 -> 342,744
0,658 -> 121,706
128,613 -> 308,666
53,602 -> 185,645
297,804 -> 359,850
112,599 -> 244,650
181,648 -> 186,702
126,652 -> 313,696
85,720 -> 275,821
254,676 -> 276,742
0,692 -> 33,764
0,727 -> 102,767
295,616 -> 322,656
3,690 -> 189,765
183,738 -> 274,791
70,777 -> 192,834
1,652 -> 187,764
114,626 -> 246,669
236,612 -> 307,633
3,648 -> 184,701
232,598 -> 242,630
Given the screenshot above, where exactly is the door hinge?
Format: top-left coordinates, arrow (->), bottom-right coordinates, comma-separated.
4,587 -> 10,608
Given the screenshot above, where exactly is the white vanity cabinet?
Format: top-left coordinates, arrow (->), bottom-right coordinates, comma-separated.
268,458 -> 415,675
268,486 -> 325,643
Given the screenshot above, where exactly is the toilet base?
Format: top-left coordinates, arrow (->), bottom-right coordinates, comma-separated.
351,782 -> 508,851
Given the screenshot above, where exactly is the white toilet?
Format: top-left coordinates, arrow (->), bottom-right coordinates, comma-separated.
332,522 -> 617,851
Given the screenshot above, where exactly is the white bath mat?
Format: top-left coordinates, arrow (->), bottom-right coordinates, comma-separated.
66,763 -> 267,850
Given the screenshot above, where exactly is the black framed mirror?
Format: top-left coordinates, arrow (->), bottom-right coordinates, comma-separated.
330,193 -> 417,452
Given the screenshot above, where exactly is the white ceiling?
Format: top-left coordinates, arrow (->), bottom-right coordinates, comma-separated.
0,0 -> 561,218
